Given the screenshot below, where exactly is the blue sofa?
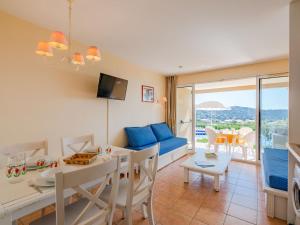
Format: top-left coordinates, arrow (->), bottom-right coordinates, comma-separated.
263,148 -> 288,191
261,148 -> 288,220
124,123 -> 188,156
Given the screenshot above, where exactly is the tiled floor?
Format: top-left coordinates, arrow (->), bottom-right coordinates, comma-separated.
19,156 -> 286,225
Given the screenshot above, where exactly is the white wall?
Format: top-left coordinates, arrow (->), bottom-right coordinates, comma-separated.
289,0 -> 300,145
0,11 -> 165,156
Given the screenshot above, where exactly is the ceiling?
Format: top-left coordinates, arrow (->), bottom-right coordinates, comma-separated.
0,0 -> 289,75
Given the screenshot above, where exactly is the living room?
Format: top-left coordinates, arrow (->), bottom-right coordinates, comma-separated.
0,1 -> 300,225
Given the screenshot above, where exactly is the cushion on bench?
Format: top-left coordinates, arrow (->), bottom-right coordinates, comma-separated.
159,137 -> 187,155
263,148 -> 288,191
126,137 -> 187,156
150,123 -> 174,141
125,126 -> 157,148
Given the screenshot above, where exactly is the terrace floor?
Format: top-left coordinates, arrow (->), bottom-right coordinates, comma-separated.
196,142 -> 257,161
19,156 -> 285,225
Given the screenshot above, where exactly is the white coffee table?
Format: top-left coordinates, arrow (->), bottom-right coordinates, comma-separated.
180,152 -> 231,191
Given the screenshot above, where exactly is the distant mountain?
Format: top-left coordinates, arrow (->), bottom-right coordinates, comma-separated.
196,106 -> 288,121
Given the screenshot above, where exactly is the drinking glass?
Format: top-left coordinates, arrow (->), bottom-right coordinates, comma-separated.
5,153 -> 26,183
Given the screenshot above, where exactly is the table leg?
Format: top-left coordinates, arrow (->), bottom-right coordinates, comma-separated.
214,175 -> 220,192
0,215 -> 12,225
184,168 -> 189,183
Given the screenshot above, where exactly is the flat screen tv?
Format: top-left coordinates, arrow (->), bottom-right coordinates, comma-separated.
97,73 -> 128,100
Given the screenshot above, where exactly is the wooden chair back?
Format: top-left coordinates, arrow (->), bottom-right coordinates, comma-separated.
55,157 -> 121,225
0,140 -> 48,157
61,134 -> 94,156
126,144 -> 159,207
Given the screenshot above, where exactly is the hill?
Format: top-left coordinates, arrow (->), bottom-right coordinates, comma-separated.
196,106 -> 288,121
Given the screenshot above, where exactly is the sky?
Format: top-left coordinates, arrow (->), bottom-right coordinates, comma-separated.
195,88 -> 288,110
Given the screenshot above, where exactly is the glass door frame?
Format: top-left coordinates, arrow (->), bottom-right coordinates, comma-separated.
176,84 -> 196,153
177,74 -> 288,162
256,73 -> 289,162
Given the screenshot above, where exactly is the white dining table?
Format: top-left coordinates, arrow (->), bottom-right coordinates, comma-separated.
0,146 -> 130,225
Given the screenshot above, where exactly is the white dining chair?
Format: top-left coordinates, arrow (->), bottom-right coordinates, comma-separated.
61,134 -> 129,176
238,127 -> 253,137
31,157 -> 121,225
236,131 -> 256,160
0,140 -> 48,157
101,144 -> 159,225
61,134 -> 94,156
205,127 -> 226,152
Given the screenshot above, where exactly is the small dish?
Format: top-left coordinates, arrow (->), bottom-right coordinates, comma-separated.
39,167 -> 60,183
28,177 -> 55,187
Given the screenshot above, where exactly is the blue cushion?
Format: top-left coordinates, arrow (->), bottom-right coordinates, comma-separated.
126,137 -> 187,156
126,143 -> 157,151
263,148 -> 288,191
150,123 -> 174,141
159,137 -> 187,155
125,126 -> 157,147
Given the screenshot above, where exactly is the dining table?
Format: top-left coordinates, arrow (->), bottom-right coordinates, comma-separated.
216,130 -> 240,152
0,146 -> 130,225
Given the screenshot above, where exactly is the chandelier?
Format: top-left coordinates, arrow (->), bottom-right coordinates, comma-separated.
35,0 -> 101,68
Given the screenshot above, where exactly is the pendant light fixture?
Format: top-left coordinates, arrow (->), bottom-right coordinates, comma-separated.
35,0 -> 101,68
48,31 -> 68,50
86,46 -> 101,62
35,41 -> 53,57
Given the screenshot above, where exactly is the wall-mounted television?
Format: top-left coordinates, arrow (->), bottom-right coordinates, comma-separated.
97,73 -> 128,100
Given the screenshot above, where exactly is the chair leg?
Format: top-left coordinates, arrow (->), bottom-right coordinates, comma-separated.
242,147 -> 247,160
125,207 -> 133,225
146,197 -> 155,225
214,144 -> 218,153
122,209 -> 126,219
141,203 -> 148,219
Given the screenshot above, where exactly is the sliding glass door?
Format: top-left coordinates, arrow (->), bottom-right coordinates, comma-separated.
259,76 -> 289,157
195,78 -> 257,161
176,76 -> 289,160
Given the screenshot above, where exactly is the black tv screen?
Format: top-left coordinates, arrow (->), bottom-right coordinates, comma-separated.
97,73 -> 128,100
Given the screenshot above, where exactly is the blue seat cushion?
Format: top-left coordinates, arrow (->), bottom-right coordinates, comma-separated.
126,137 -> 187,156
159,137 -> 187,155
124,126 -> 157,147
263,148 -> 288,191
150,123 -> 174,141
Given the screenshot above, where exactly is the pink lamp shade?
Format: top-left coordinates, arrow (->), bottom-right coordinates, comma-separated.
86,46 -> 101,62
72,52 -> 85,65
35,41 -> 53,57
48,31 -> 68,50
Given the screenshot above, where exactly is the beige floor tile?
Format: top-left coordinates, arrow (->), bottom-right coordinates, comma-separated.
157,212 -> 192,225
224,215 -> 253,225
257,212 -> 287,225
236,179 -> 258,190
172,197 -> 201,217
201,197 -> 230,213
228,203 -> 257,224
194,207 -> 226,225
190,218 -> 209,225
235,186 -> 258,198
231,193 -> 258,210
